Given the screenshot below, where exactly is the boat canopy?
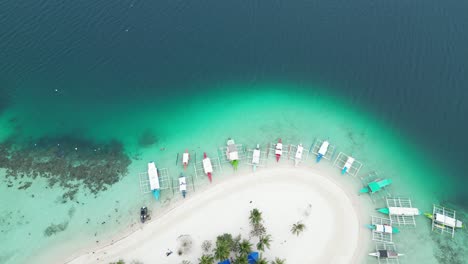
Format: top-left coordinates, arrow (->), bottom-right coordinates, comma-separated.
147,162 -> 160,190
295,144 -> 304,159
389,207 -> 420,216
378,250 -> 398,258
275,142 -> 283,155
203,157 -> 213,174
344,157 -> 355,168
248,252 -> 259,264
368,179 -> 392,193
218,260 -> 231,264
227,139 -> 239,161
179,177 -> 187,191
318,141 -> 330,155
376,224 -> 393,233
252,148 -> 261,164
183,152 -> 189,163
435,213 -> 462,228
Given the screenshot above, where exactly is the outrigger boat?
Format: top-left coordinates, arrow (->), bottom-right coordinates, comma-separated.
424,212 -> 463,229
182,149 -> 190,170
341,156 -> 355,175
359,178 -> 392,194
252,144 -> 261,172
377,207 -> 421,216
147,162 -> 161,200
369,250 -> 404,259
226,138 -> 239,170
275,139 -> 283,162
203,152 -> 213,182
316,140 -> 329,163
179,173 -> 187,198
366,223 -> 400,234
294,143 -> 304,167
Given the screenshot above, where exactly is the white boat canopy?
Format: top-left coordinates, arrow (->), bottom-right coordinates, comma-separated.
343,157 -> 355,169
147,162 -> 160,190
275,142 -> 283,155
252,148 -> 261,164
318,141 -> 330,155
375,224 -> 393,234
389,207 -> 420,216
183,152 -> 189,164
295,144 -> 304,159
203,157 -> 213,174
435,213 -> 462,228
179,177 -> 187,191
227,139 -> 239,161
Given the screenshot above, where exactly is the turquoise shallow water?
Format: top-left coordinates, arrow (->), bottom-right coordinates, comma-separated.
1,83 -> 466,263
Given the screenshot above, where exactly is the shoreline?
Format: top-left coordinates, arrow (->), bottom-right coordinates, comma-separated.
57,165 -> 371,264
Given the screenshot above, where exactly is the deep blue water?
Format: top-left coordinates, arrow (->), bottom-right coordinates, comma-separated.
1,0 -> 467,202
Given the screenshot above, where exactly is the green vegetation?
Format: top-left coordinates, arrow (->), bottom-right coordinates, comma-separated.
194,208 -> 285,263
271,257 -> 286,264
291,221 -> 306,236
256,234 -> 272,252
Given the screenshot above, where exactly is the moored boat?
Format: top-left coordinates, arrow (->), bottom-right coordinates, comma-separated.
179,173 -> 187,198
369,250 -> 403,259
359,178 -> 392,194
377,207 -> 421,216
316,140 -> 329,162
424,212 -> 463,228
147,162 -> 160,200
341,156 -> 355,174
275,138 -> 283,162
226,138 -> 239,170
294,143 -> 303,166
366,224 -> 400,234
203,152 -> 213,182
182,149 -> 190,170
252,144 -> 261,172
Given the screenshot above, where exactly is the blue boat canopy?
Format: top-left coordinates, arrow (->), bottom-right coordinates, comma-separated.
248,252 -> 259,264
218,260 -> 231,264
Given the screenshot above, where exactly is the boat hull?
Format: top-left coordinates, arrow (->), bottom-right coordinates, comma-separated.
152,189 -> 160,200
207,172 -> 212,183
316,154 -> 323,163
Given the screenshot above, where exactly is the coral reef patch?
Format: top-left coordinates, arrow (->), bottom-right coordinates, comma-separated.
0,135 -> 132,201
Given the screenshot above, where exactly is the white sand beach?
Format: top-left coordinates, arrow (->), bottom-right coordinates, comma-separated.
64,166 -> 369,264
63,168 -> 367,264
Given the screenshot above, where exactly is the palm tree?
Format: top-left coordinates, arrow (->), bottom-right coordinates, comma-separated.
198,254 -> 214,264
249,208 -> 263,227
271,257 -> 286,264
237,239 -> 253,257
250,223 -> 266,238
232,257 -> 249,264
256,255 -> 269,264
291,221 -> 306,236
214,240 -> 230,261
256,234 -> 272,251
